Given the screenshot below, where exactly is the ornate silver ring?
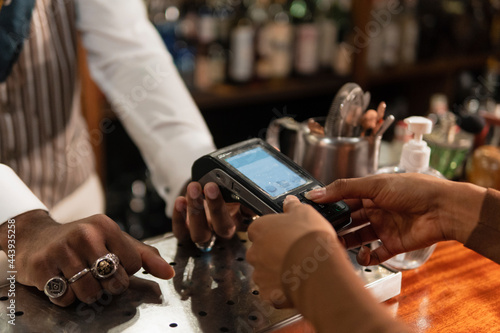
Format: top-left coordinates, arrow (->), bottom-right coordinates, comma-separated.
44,276 -> 68,299
68,267 -> 91,284
91,253 -> 120,280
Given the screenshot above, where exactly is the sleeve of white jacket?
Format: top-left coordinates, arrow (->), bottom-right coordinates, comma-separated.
75,0 -> 216,216
0,164 -> 48,224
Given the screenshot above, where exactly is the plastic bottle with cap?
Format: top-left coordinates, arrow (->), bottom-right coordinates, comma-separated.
375,116 -> 445,270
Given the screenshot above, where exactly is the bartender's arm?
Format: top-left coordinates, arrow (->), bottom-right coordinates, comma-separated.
75,0 -> 216,218
0,164 -> 174,307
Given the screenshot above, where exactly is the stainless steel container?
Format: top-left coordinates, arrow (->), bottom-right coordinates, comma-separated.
267,117 -> 381,184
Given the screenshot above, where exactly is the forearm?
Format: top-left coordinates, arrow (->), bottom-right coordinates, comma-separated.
437,180 -> 487,244
283,232 -> 408,333
464,188 -> 500,263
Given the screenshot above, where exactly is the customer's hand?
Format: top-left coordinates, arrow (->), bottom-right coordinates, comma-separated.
247,195 -> 410,333
172,182 -> 254,250
0,210 -> 175,307
246,195 -> 340,307
305,173 -> 487,266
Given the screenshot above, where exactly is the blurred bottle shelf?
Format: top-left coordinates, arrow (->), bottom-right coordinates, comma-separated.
189,52 -> 498,110
190,73 -> 347,109
361,52 -> 498,86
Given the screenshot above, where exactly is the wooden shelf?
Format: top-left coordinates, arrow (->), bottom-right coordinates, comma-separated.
191,74 -> 348,110
189,53 -> 495,111
363,53 -> 493,86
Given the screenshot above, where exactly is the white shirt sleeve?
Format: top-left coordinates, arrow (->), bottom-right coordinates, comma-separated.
75,0 -> 216,216
0,164 -> 48,225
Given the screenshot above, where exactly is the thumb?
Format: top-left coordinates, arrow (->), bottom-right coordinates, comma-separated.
134,240 -> 175,279
282,195 -> 302,213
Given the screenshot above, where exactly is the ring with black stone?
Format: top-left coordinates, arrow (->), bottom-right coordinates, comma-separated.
44,276 -> 68,299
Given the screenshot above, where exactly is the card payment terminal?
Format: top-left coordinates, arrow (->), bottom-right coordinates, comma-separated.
192,138 -> 351,231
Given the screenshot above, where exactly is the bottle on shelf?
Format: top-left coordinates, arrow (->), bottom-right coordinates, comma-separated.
398,0 -> 419,66
316,0 -> 339,71
228,1 -> 256,83
331,0 -> 353,76
250,0 -> 273,79
376,116 -> 445,270
172,0 -> 198,89
194,2 -> 215,90
253,0 -> 294,79
288,0 -> 320,76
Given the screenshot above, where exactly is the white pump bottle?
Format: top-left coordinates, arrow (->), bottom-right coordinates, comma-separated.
376,116 -> 445,270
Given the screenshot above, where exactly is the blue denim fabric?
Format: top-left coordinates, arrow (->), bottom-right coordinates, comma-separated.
0,0 -> 35,82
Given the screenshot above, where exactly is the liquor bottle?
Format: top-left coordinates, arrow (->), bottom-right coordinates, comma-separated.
267,0 -> 294,78
253,0 -> 294,79
207,43 -> 227,85
228,1 -> 256,83
331,0 -> 353,76
146,0 -> 181,56
288,0 -> 320,75
174,0 -> 199,88
365,0 -> 386,71
208,0 -> 233,86
380,0 -> 401,68
316,0 -> 338,71
399,0 -> 419,65
247,0 -> 270,79
194,2 -> 217,90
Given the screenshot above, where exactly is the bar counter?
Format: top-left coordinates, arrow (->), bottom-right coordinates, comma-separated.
1,236 -> 499,332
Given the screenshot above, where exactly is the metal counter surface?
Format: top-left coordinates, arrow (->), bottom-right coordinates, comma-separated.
0,233 -> 400,332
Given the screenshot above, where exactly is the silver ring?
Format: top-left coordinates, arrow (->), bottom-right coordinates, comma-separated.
91,253 -> 120,280
68,268 -> 91,284
195,234 -> 216,253
44,276 -> 68,299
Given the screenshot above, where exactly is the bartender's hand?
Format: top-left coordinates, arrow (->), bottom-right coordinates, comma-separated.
0,210 -> 175,307
172,182 -> 255,250
306,173 -> 487,266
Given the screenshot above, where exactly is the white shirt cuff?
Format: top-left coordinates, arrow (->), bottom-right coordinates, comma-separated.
0,164 -> 48,224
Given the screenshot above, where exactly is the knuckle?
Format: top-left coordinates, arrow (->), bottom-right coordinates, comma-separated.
217,227 -> 235,240
208,204 -> 224,218
332,178 -> 349,194
147,245 -> 161,256
90,214 -> 121,233
188,204 -> 205,216
69,224 -> 99,247
127,260 -> 142,275
106,273 -> 129,295
31,254 -> 52,278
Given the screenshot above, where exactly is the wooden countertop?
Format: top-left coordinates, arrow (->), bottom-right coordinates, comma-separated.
276,241 -> 500,332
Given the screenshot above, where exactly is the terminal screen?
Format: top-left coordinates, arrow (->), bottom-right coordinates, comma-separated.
225,147 -> 308,198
